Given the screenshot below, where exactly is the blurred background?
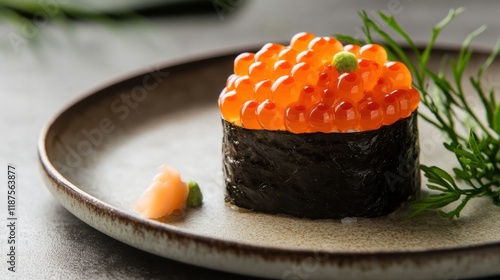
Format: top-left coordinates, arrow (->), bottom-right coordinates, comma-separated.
1,0 -> 499,110
0,0 -> 499,278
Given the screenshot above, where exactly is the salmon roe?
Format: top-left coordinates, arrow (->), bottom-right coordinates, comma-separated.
219,33 -> 420,133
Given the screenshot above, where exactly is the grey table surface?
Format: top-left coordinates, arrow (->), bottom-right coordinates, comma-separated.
1,0 -> 500,279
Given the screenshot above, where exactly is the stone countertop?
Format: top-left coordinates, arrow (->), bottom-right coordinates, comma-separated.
1,0 -> 499,279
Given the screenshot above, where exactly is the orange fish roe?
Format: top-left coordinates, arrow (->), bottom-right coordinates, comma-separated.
317,64 -> 339,89
334,101 -> 359,132
323,37 -> 344,57
257,99 -> 285,130
290,32 -> 316,51
255,48 -> 280,66
219,90 -> 243,124
254,80 -> 272,102
291,62 -> 319,85
226,74 -> 238,91
271,75 -> 299,109
234,76 -> 254,100
384,61 -> 412,89
262,43 -> 285,51
234,53 -> 254,76
241,100 -> 261,129
278,47 -> 298,62
296,50 -> 322,69
336,72 -> 364,103
408,87 -> 420,111
381,92 -> 401,126
284,103 -> 309,133
371,76 -> 393,100
309,37 -> 340,64
248,62 -> 271,83
358,44 -> 388,66
391,89 -> 412,118
356,59 -> 381,91
273,60 -> 293,81
322,88 -> 336,107
298,85 -> 321,108
359,100 -> 384,131
219,33 -> 420,133
309,102 -> 334,133
344,44 -> 360,56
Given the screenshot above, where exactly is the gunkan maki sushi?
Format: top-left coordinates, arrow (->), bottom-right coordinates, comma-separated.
219,32 -> 420,219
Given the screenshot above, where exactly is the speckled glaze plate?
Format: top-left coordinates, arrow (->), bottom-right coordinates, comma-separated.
39,49 -> 500,279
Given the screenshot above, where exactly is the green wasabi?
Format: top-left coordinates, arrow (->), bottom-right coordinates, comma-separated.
186,181 -> 203,207
333,51 -> 358,73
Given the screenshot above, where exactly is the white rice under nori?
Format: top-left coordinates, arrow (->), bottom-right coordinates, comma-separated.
222,112 -> 420,219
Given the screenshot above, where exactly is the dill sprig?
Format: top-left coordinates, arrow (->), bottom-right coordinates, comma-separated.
337,8 -> 500,219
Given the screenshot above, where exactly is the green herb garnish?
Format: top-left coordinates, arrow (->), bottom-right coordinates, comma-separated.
338,8 -> 500,219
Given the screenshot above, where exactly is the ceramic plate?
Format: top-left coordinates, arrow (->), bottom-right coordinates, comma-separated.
39,49 -> 500,279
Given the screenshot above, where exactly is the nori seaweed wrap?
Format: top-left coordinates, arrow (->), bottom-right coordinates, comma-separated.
222,112 -> 420,219
219,33 -> 421,218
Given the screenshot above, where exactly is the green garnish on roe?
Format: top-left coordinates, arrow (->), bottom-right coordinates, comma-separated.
332,51 -> 359,73
186,181 -> 203,207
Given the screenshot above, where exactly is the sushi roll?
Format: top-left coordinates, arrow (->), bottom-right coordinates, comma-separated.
219,32 -> 420,219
